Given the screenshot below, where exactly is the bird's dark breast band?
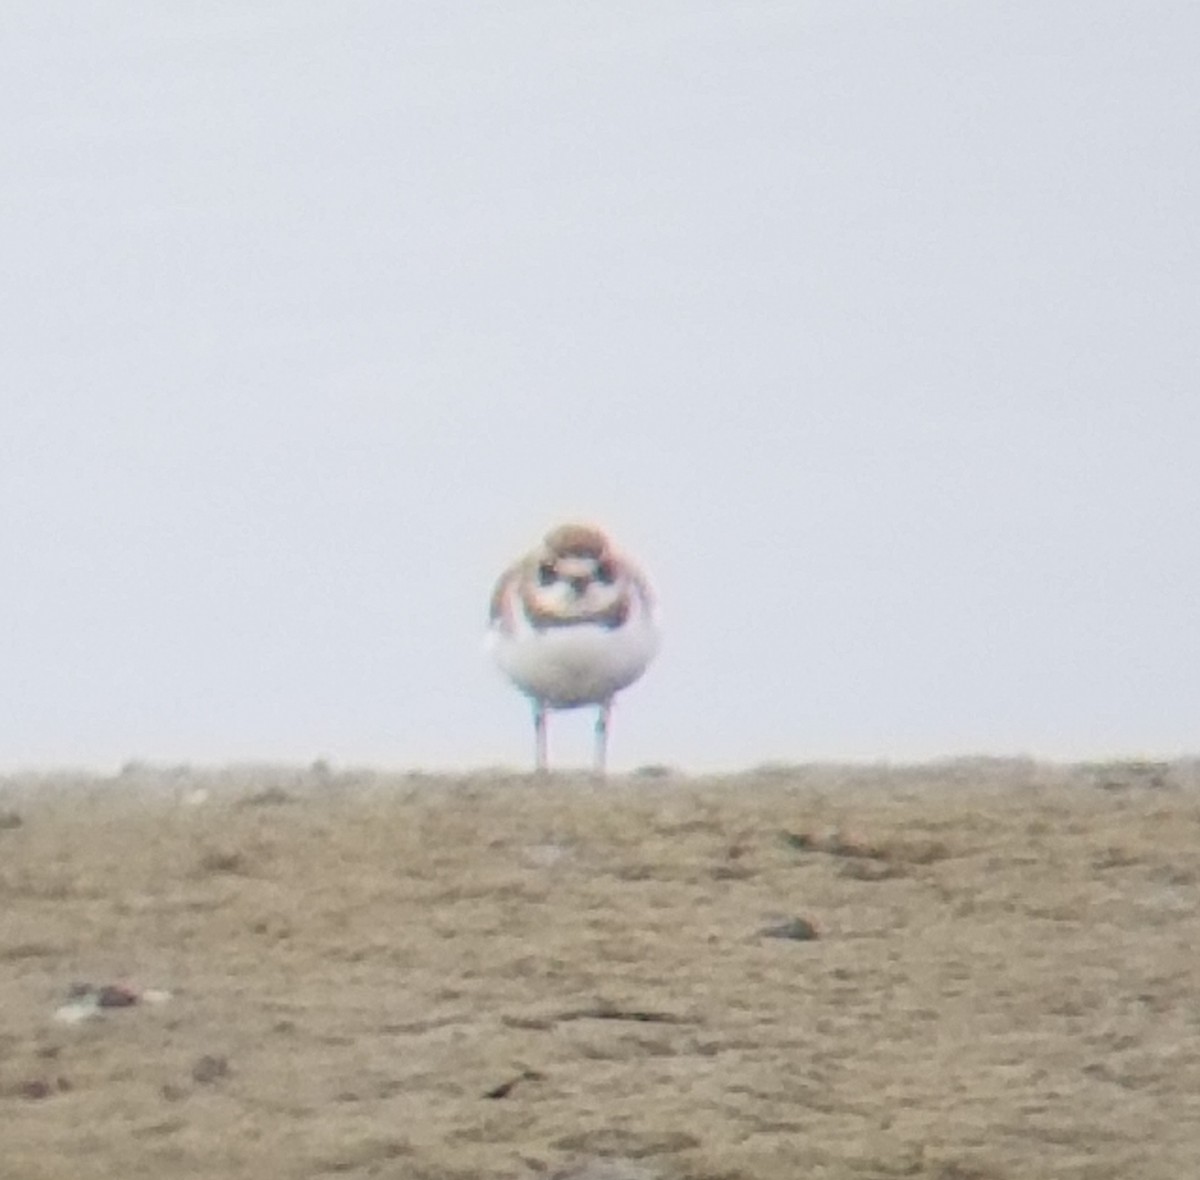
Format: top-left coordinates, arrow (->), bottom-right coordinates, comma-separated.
519,589 -> 630,631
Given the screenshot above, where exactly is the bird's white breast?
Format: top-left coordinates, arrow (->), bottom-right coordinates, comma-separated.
488,606 -> 659,709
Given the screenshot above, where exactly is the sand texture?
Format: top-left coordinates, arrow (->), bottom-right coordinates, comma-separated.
1,760 -> 1198,1179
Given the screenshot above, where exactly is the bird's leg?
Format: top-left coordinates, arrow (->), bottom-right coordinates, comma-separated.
533,701 -> 548,774
593,701 -> 611,779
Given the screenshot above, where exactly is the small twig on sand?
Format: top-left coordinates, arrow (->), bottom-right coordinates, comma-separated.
504,1000 -> 696,1030
483,1068 -> 545,1099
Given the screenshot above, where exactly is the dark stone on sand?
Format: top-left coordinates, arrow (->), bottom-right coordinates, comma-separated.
15,1077 -> 67,1100
191,1054 -> 231,1084
760,916 -> 819,941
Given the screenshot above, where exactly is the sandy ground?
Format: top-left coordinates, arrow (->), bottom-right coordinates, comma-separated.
1,760 -> 1198,1180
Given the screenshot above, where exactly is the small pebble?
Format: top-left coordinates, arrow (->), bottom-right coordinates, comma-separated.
760,916 -> 820,941
191,1054 -> 230,1084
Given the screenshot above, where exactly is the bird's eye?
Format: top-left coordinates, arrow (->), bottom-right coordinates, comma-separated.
537,562 -> 556,586
596,561 -> 615,585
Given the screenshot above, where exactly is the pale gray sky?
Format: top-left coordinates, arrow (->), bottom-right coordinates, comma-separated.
3,2 -> 1197,772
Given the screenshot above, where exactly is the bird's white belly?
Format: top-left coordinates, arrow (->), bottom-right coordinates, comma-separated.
489,618 -> 659,709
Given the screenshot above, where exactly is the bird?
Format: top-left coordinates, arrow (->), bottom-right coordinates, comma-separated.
487,522 -> 660,776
